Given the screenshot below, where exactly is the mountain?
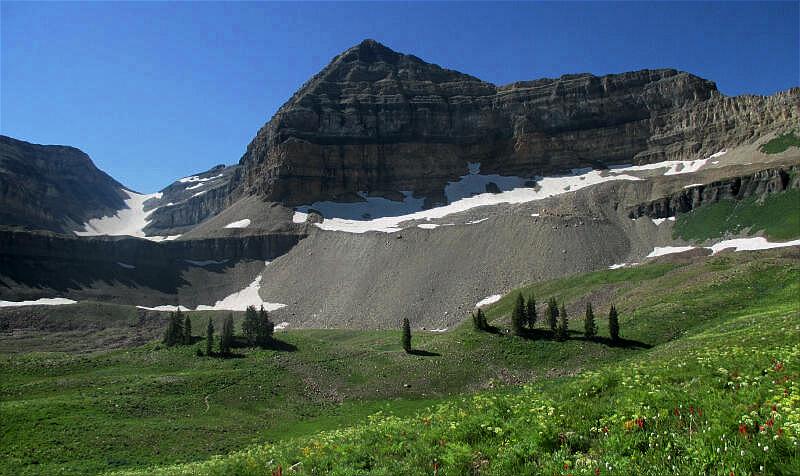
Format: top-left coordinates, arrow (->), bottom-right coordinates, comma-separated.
236,39 -> 798,207
0,39 -> 798,328
0,135 -> 128,233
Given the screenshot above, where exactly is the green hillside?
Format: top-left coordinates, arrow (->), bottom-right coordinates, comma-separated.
2,249 -> 798,475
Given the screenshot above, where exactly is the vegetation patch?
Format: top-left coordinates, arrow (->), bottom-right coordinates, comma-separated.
673,189 -> 800,242
760,132 -> 800,154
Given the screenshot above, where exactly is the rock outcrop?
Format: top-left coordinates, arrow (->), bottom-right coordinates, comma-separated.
237,39 -> 799,206
0,135 -> 127,233
628,166 -> 800,219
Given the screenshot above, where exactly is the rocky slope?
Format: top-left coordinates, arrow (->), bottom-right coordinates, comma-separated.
0,135 -> 128,233
236,39 -> 799,207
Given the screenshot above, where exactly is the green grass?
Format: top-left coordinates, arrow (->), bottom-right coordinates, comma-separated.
2,250 -> 799,475
673,189 -> 800,242
760,132 -> 800,154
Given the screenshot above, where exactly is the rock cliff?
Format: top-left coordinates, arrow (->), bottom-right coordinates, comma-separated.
237,39 -> 799,206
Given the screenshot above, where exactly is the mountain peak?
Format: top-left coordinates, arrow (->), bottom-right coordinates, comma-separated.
339,38 -> 403,65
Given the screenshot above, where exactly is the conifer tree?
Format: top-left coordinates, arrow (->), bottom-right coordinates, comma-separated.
242,305 -> 258,346
609,304 -> 620,342
480,308 -> 489,330
511,293 -> 526,336
402,318 -> 412,353
556,303 -> 569,341
255,305 -> 274,347
183,314 -> 192,345
472,312 -> 481,331
526,295 -> 537,329
205,317 -> 214,356
584,302 -> 597,339
162,311 -> 184,347
219,314 -> 234,356
546,297 -> 559,333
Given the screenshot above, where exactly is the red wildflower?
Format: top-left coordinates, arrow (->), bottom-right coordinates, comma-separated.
674,407 -> 680,417
690,406 -> 695,415
698,408 -> 703,417
772,404 -> 777,412
774,361 -> 784,372
272,465 -> 282,476
564,462 -> 570,470
759,425 -> 765,433
635,418 -> 645,429
766,418 -> 774,428
595,468 -> 601,476
739,423 -> 748,435
602,426 -> 609,434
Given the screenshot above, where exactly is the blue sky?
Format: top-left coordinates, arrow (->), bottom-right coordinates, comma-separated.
2,1 -> 798,193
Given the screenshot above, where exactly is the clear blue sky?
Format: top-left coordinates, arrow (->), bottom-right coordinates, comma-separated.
2,1 -> 798,193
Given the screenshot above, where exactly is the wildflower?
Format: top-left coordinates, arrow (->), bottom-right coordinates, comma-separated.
739,424 -> 748,435
595,469 -> 601,476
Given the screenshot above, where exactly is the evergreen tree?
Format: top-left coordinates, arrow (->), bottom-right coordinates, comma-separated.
472,311 -> 481,331
255,305 -> 275,347
205,318 -> 214,356
219,314 -> 234,356
525,295 -> 537,329
162,311 -> 184,347
480,308 -> 489,330
556,303 -> 569,341
242,305 -> 259,346
584,302 -> 597,339
401,318 -> 412,353
511,293 -> 526,336
546,297 -> 559,333
183,314 -> 192,345
609,304 -> 620,342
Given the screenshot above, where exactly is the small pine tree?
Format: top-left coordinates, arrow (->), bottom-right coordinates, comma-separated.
546,297 -> 559,332
219,314 -> 234,356
255,305 -> 274,347
205,317 -> 214,356
477,308 -> 488,331
526,295 -> 537,329
472,312 -> 481,331
401,318 -> 412,353
511,293 -> 526,336
242,305 -> 259,346
609,304 -> 620,342
162,311 -> 184,347
584,302 -> 597,339
183,314 -> 192,345
556,303 -> 569,341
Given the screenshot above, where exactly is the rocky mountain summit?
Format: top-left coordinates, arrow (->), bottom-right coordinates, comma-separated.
236,39 -> 799,206
0,135 -> 127,233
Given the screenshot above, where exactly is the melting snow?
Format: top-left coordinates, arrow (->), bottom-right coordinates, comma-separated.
292,211 -> 309,223
117,262 -> 135,269
709,149 -> 727,159
147,235 -> 182,242
683,183 -> 704,189
185,182 -> 206,191
195,274 -> 286,312
465,218 -> 489,225
0,297 -> 77,307
75,189 -> 162,238
608,263 -> 628,269
417,223 -> 439,229
646,246 -> 696,258
707,237 -> 800,254
192,191 -> 207,198
224,219 -> 251,229
476,294 -> 503,308
429,328 -> 448,333
651,217 -> 676,225
275,322 -> 290,331
136,305 -> 191,312
178,173 -> 223,184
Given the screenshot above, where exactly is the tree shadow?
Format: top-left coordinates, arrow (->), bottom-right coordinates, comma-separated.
498,327 -> 652,349
407,349 -> 441,357
583,335 -> 652,349
266,338 -> 298,352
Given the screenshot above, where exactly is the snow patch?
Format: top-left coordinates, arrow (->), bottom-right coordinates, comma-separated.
429,328 -> 448,333
275,322 -> 290,331
292,211 -> 309,223
185,182 -> 206,191
646,246 -> 697,258
192,191 -> 207,198
146,234 -> 182,242
683,183 -> 704,189
651,217 -> 676,225
417,223 -> 439,229
0,297 -> 77,308
117,262 -> 135,269
224,219 -> 251,229
476,294 -> 503,308
465,218 -> 489,225
136,305 -> 191,312
178,173 -> 223,184
707,237 -> 800,255
195,270 -> 286,312
608,263 -> 628,269
709,149 -> 728,159
75,189 -> 162,238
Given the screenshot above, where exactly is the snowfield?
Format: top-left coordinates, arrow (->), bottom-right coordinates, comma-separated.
476,294 -> 503,308
292,154 -> 725,234
224,219 -> 251,229
75,189 -> 162,239
195,275 -> 286,312
0,297 -> 77,308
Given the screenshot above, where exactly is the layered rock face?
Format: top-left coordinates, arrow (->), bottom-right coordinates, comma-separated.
628,166 -> 800,219
0,135 -> 127,233
237,39 -> 799,206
